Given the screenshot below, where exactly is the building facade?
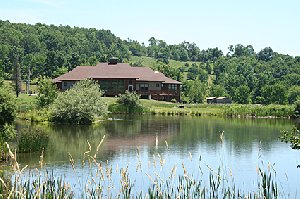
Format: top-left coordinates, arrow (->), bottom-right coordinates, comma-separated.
53,61 -> 181,102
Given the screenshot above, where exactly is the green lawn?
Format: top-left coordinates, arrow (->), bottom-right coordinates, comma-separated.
15,96 -> 294,121
16,93 -> 38,112
3,80 -> 38,93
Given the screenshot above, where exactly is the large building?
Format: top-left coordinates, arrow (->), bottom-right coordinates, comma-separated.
53,60 -> 181,102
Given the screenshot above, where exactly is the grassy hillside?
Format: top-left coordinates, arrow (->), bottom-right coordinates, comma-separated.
129,56 -> 215,88
129,56 -> 198,69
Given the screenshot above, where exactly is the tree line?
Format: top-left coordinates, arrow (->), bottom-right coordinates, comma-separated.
134,38 -> 300,105
0,20 -> 130,80
1,20 -> 300,104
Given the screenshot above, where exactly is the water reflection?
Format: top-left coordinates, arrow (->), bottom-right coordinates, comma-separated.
14,116 -> 300,197
16,116 -> 294,167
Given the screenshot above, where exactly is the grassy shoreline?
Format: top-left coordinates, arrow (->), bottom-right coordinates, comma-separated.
15,94 -> 295,122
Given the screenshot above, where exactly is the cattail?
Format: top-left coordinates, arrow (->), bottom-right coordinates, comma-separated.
94,135 -> 106,159
39,148 -> 44,169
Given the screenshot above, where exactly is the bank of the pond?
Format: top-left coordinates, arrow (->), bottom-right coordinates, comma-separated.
16,95 -> 295,122
123,100 -> 295,118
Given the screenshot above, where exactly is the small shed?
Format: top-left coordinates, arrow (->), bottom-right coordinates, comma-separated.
215,97 -> 232,104
206,97 -> 216,104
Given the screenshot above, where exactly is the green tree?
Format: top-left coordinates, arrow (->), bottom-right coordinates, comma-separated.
0,69 -> 3,86
50,79 -> 107,124
261,83 -> 288,104
294,100 -> 300,118
37,76 -> 58,107
288,86 -> 300,104
117,91 -> 141,114
53,67 -> 68,78
187,79 -> 207,103
0,123 -> 16,143
210,84 -> 226,97
0,86 -> 16,125
233,85 -> 251,104
257,47 -> 274,61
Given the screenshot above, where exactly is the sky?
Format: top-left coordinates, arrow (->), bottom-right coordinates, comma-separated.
1,0 -> 300,56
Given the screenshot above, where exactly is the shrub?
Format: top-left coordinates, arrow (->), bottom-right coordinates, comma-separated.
0,124 -> 16,161
281,127 -> 300,149
37,77 -> 58,107
288,86 -> 300,104
50,80 -> 107,124
117,91 -> 141,114
0,86 -> 16,125
17,127 -> 49,153
0,124 -> 16,142
294,100 -> 300,118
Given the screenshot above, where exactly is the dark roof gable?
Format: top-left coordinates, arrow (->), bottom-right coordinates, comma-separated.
54,63 -> 181,84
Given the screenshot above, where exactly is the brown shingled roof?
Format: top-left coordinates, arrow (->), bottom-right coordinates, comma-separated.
53,63 -> 181,84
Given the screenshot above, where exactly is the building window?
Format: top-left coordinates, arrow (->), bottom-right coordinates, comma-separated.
140,83 -> 149,91
99,80 -> 125,93
63,82 -> 67,87
168,84 -> 177,90
99,80 -> 111,91
156,83 -> 160,87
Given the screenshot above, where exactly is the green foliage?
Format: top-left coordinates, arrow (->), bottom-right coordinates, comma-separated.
288,86 -> 300,104
18,109 -> 50,123
185,80 -> 207,103
1,20 -> 300,105
17,127 -> 49,153
261,84 -> 288,105
50,80 -> 107,124
209,84 -> 226,97
37,76 -> 58,107
233,85 -> 251,104
16,94 -> 38,112
0,75 -> 3,87
53,66 -> 68,78
0,86 -> 16,125
281,127 -> 300,149
0,123 -> 16,142
108,103 -> 145,114
117,91 -> 141,114
0,20 -> 132,79
294,100 -> 300,118
1,172 -> 74,198
224,104 -> 294,118
0,124 -> 16,160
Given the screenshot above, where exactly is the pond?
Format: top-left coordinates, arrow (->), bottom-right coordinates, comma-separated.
15,116 -> 300,197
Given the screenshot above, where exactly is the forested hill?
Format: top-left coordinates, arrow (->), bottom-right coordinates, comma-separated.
1,20 -> 300,104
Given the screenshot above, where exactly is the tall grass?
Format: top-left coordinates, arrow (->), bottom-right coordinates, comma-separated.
224,104 -> 294,118
17,127 -> 49,153
151,104 -> 294,118
0,134 -> 285,199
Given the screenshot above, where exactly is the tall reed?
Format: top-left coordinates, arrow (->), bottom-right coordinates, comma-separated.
0,135 -> 283,198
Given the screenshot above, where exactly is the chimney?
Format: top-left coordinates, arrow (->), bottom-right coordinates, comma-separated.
108,57 -> 118,65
